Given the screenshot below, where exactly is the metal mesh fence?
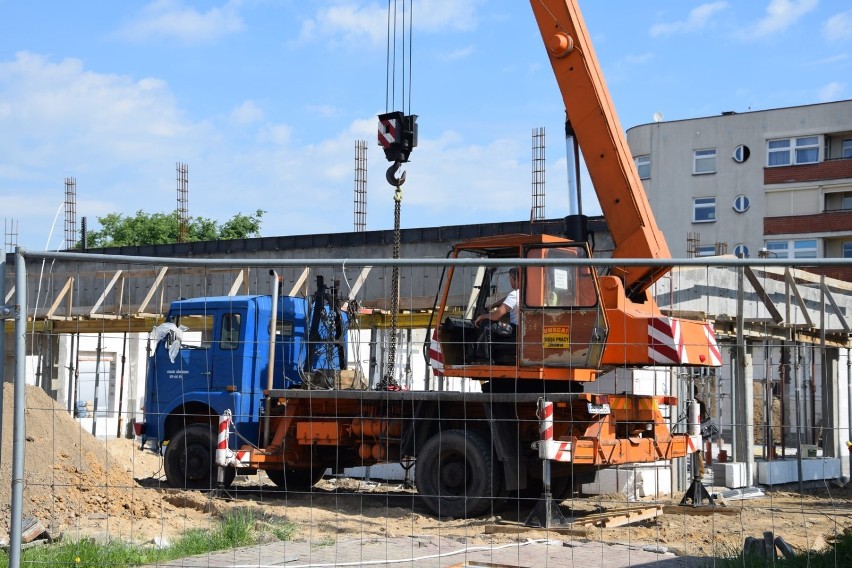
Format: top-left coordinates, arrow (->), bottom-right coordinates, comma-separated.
2,251 -> 851,566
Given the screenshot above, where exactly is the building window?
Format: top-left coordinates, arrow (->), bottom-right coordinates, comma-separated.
733,195 -> 750,213
732,145 -> 750,163
767,136 -> 820,166
843,139 -> 852,159
696,244 -> 717,257
693,197 -> 716,223
733,244 -> 750,258
634,155 -> 650,179
825,191 -> 852,212
764,239 -> 818,259
793,239 -> 818,258
765,241 -> 788,257
693,148 -> 717,174
843,242 -> 852,258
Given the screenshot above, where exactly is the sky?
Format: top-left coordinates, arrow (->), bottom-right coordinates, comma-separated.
1,0 -> 850,251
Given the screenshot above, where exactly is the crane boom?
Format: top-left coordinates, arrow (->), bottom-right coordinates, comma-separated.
530,0 -> 671,299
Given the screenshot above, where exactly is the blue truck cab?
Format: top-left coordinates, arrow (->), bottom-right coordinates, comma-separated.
138,279 -> 347,489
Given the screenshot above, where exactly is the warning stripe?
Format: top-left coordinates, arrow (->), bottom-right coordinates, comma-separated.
428,330 -> 444,376
704,323 -> 722,366
648,316 -> 681,364
686,435 -> 702,454
215,410 -> 252,467
537,400 -> 573,462
551,441 -> 572,462
378,118 -> 397,148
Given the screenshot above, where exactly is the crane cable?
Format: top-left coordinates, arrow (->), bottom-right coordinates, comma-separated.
378,0 -> 413,391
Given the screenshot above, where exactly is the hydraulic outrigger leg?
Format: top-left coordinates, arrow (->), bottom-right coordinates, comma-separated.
526,399 -> 572,528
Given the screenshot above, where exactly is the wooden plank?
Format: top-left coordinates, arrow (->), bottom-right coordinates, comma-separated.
90,270 -> 123,316
785,268 -> 814,327
287,267 -> 311,297
347,266 -> 372,300
743,267 -> 784,324
484,523 -> 589,537
484,506 -> 661,534
597,507 -> 661,528
45,276 -> 74,319
662,505 -> 740,516
136,266 -> 168,314
228,269 -> 246,296
822,281 -> 850,333
567,506 -> 661,527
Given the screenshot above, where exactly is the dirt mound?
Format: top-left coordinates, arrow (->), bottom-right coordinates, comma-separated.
0,383 -> 214,542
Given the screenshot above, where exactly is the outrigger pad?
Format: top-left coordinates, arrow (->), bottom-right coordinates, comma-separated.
525,492 -> 572,528
679,478 -> 715,507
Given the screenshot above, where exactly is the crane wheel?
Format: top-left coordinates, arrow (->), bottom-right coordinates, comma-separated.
164,424 -> 235,490
416,429 -> 502,518
265,467 -> 325,492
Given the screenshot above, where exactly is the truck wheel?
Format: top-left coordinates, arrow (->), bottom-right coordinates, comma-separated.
265,467 -> 325,491
164,424 -> 235,490
416,429 -> 501,518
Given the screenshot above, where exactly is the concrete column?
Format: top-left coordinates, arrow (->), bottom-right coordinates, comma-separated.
821,348 -> 840,459
56,334 -> 71,409
733,351 -> 754,484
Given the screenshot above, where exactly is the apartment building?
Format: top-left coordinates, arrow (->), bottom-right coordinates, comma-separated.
626,99 -> 852,279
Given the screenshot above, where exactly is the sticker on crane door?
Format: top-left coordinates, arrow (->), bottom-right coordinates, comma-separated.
543,326 -> 570,349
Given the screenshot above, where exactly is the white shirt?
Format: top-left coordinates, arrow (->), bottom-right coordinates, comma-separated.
503,289 -> 519,325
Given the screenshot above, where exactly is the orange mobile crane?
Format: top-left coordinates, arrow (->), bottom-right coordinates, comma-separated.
205,0 -> 721,520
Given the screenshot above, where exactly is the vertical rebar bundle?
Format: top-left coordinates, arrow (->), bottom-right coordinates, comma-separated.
176,162 -> 189,243
64,177 -> 77,250
532,127 -> 546,221
354,140 -> 368,232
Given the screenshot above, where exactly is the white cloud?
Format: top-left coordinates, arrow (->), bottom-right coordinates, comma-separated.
305,105 -> 341,119
230,101 -> 264,125
299,0 -> 482,46
0,52 -> 192,148
258,124 -> 292,146
745,0 -> 818,39
812,53 -> 851,65
625,52 -> 654,65
0,51 -> 214,245
116,0 -> 245,44
824,9 -> 852,42
818,81 -> 845,102
440,45 -> 475,62
650,2 -> 729,37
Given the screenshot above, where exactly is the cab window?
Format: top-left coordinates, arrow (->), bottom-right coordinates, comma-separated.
219,313 -> 241,350
524,246 -> 597,308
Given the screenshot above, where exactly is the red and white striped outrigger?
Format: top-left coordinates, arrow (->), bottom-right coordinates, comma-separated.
215,410 -> 251,468
533,396 -> 702,465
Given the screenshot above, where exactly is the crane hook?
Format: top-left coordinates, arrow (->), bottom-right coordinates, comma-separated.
386,160 -> 406,188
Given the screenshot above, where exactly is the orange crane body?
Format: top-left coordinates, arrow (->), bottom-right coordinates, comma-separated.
205,0 -> 716,520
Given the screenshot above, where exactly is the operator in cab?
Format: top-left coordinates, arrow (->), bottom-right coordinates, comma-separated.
471,267 -> 519,363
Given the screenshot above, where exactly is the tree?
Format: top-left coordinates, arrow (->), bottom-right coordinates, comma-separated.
81,209 -> 265,248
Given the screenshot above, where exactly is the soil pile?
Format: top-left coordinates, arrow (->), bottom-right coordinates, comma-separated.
0,383 -> 214,542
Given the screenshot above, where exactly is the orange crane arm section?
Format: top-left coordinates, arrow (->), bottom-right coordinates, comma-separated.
529,0 -> 672,298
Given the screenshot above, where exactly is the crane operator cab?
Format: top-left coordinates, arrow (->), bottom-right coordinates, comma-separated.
433,234 -> 609,391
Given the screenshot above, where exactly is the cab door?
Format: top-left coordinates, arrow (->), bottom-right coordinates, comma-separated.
519,244 -> 608,368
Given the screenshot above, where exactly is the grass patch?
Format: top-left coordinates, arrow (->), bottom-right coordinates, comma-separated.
0,508 -> 298,567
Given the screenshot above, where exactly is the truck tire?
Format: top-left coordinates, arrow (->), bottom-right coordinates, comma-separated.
265,467 -> 325,491
164,424 -> 235,490
415,429 -> 501,518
